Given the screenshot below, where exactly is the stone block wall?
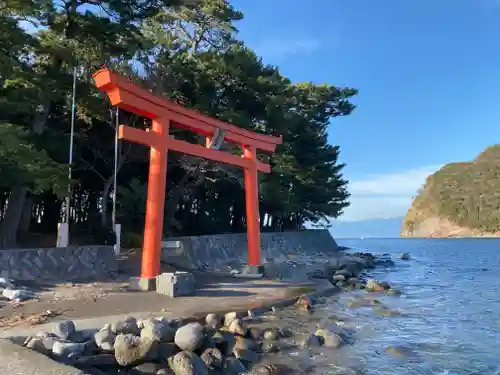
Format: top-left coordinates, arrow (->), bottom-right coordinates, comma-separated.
0,246 -> 118,281
161,229 -> 339,271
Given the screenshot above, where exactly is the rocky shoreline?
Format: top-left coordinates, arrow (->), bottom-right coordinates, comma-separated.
9,251 -> 409,375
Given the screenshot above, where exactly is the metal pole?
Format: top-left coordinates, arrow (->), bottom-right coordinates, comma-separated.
112,106 -> 119,229
65,67 -> 77,224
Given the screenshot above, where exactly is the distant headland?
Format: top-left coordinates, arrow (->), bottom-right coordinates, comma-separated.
401,145 -> 500,238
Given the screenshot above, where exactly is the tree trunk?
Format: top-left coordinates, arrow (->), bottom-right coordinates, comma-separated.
0,185 -> 28,248
19,195 -> 33,235
101,177 -> 113,227
163,172 -> 191,236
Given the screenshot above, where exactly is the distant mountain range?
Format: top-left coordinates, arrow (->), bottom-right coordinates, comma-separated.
328,217 -> 403,238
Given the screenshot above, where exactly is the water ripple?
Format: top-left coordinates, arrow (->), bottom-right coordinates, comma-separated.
272,239 -> 500,375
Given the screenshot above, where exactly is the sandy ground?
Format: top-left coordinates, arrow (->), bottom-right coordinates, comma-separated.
0,250 -> 316,330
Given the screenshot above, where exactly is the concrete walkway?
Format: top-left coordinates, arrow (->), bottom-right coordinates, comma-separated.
0,339 -> 84,375
0,277 -> 332,339
0,277 -> 335,375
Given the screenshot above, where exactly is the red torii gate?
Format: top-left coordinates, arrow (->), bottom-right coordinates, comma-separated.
93,69 -> 282,284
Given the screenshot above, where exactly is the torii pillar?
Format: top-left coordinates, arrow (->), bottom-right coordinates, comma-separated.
93,69 -> 282,289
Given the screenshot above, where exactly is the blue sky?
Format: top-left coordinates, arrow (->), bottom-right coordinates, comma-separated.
230,0 -> 500,221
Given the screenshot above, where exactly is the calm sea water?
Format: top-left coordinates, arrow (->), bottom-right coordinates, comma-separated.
270,238 -> 500,375
336,238 -> 500,375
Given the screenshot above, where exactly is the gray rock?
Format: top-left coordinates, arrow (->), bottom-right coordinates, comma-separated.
247,327 -> 262,340
200,347 -> 223,370
35,331 -> 58,339
233,348 -> 259,363
224,312 -> 238,327
262,328 -> 278,341
52,320 -> 76,340
300,333 -> 321,348
157,342 -> 181,361
111,316 -> 140,335
261,341 -> 279,353
129,362 -> 165,375
347,277 -> 360,285
52,340 -> 86,358
205,313 -> 221,330
252,364 -> 294,375
114,333 -> 157,366
278,327 -> 293,338
2,288 -> 36,301
213,331 -> 236,356
141,319 -> 176,342
223,357 -> 247,375
94,328 -> 116,351
69,328 -> 98,343
25,337 -> 51,355
379,281 -> 391,289
71,354 -> 117,367
314,327 -> 344,348
365,279 -> 386,292
157,368 -> 174,375
332,274 -> 345,282
334,270 -> 352,278
227,318 -> 247,336
174,322 -> 204,352
400,252 -> 411,260
234,337 -> 259,351
169,351 -> 208,375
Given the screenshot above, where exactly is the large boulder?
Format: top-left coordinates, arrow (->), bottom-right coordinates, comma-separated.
111,316 -> 140,336
205,314 -> 221,331
114,334 -> 157,366
366,279 -> 390,292
169,351 -> 208,375
94,328 -> 116,351
252,364 -> 295,375
227,318 -> 247,336
52,320 -> 76,340
200,347 -> 223,371
314,325 -> 345,349
141,319 -> 176,342
174,323 -> 204,352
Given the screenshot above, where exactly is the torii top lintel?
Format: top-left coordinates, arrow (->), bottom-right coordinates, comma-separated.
92,68 -> 282,154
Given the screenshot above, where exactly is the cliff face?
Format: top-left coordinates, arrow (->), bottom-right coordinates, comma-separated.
401,145 -> 500,238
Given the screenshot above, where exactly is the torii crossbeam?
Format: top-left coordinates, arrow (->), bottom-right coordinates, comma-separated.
93,69 -> 282,284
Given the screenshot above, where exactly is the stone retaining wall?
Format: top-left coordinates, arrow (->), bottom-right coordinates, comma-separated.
0,246 -> 118,281
161,229 -> 339,272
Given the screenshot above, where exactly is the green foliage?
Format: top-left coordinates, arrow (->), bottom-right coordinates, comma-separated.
0,123 -> 68,197
116,179 -> 147,229
0,0 -> 357,246
403,145 -> 500,233
121,232 -> 144,249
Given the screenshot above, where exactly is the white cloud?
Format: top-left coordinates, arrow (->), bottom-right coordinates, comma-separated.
252,37 -> 322,60
339,165 -> 442,222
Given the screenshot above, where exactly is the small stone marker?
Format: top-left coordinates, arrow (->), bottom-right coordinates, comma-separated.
156,271 -> 196,297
